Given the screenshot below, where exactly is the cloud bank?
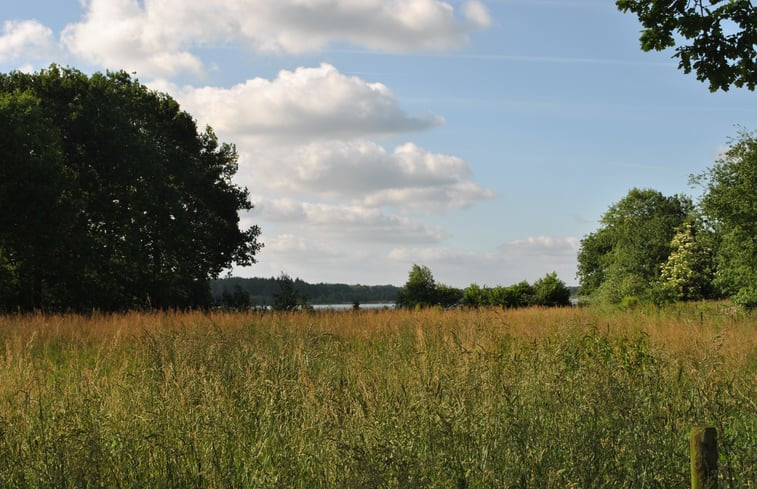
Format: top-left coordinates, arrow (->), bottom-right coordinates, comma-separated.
152,65 -> 493,214
57,0 -> 490,77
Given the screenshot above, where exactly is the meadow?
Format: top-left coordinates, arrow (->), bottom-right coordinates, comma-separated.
0,305 -> 754,488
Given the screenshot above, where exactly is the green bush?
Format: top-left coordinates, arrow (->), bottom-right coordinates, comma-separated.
620,295 -> 640,310
734,286 -> 757,311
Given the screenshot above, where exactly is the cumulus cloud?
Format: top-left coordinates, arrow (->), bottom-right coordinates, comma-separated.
260,199 -> 449,244
152,64 -> 443,143
463,1 -> 493,29
60,0 -> 203,77
151,65 -> 492,213
242,140 -> 492,212
362,180 -> 495,213
60,0 -> 491,78
0,20 -> 55,62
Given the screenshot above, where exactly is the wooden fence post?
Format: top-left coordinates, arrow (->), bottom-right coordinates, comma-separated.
690,426 -> 718,489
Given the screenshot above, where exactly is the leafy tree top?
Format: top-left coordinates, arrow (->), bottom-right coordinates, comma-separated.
0,65 -> 262,311
577,188 -> 693,303
616,0 -> 757,91
397,264 -> 437,308
693,130 -> 757,307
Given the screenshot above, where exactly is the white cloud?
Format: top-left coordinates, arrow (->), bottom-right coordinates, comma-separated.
259,199 -> 449,244
462,1 -> 492,29
362,180 -> 495,213
151,65 -> 492,213
61,0 -> 203,77
239,232 -> 401,284
60,0 -> 491,78
152,64 -> 443,143
0,20 -> 55,62
241,140 -> 492,212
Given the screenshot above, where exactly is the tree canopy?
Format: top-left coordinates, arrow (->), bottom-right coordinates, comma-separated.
397,265 -> 570,310
577,188 -> 693,303
271,273 -> 308,311
0,65 -> 261,311
396,265 -> 464,309
656,220 -> 716,302
397,264 -> 439,308
616,0 -> 757,91
461,273 -> 570,308
694,130 -> 757,308
577,131 -> 757,309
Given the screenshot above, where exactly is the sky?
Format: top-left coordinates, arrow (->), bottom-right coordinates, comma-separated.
1,0 -> 755,288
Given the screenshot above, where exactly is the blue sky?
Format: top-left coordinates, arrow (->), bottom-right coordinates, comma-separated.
2,0 -> 754,287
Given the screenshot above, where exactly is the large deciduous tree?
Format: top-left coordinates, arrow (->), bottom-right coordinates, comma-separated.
656,220 -> 716,302
272,273 -> 306,311
694,130 -> 757,308
396,264 -> 463,309
0,66 -> 261,311
397,264 -> 438,309
0,89 -> 68,310
616,0 -> 757,91
532,272 -> 571,307
577,188 -> 693,303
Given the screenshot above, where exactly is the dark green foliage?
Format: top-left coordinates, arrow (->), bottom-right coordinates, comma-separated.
483,282 -> 535,308
461,283 -> 490,307
396,264 -> 463,309
0,65 -> 261,311
0,89 -> 67,310
462,274 -> 569,308
272,273 -> 307,311
505,281 -> 536,307
532,272 -> 571,307
397,264 -> 437,308
434,284 -> 465,308
220,284 -> 251,310
694,130 -> 757,309
577,188 -> 693,304
616,0 -> 757,91
211,277 -> 400,306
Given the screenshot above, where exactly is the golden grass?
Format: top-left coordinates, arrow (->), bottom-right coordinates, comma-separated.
0,304 -> 753,487
1,303 -> 753,370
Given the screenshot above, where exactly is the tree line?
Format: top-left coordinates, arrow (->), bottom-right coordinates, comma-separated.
396,265 -> 573,309
0,66 -> 261,312
577,130 -> 757,310
212,275 -> 401,309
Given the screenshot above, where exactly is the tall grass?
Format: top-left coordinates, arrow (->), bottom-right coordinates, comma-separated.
0,305 -> 754,488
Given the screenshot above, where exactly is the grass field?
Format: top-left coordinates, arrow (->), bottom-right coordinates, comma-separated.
0,304 -> 754,488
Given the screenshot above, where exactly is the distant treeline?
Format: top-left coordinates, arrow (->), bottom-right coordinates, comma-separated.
211,277 -> 401,306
